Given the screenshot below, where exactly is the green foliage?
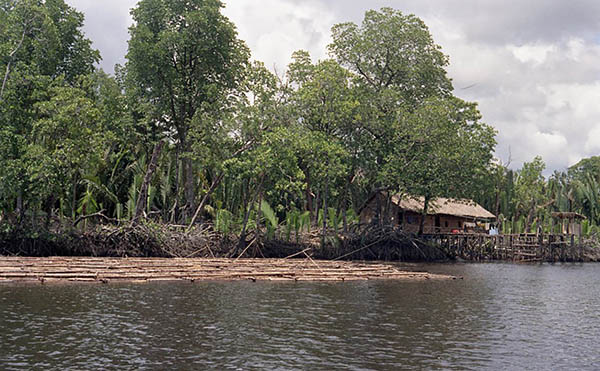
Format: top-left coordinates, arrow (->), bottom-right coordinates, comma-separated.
77,184 -> 98,215
345,208 -> 359,225
126,0 -> 250,217
329,7 -> 452,105
299,211 -> 311,233
215,209 -> 234,235
328,208 -> 343,233
0,4 -> 511,241
260,200 -> 278,239
283,209 -> 311,242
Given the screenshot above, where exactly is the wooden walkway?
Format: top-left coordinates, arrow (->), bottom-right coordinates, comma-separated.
424,233 -> 583,262
0,257 -> 453,284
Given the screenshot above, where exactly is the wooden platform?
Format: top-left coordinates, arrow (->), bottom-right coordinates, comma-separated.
0,257 -> 453,284
424,233 -> 584,262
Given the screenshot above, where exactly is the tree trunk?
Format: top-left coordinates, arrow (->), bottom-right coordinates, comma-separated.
45,195 -> 54,230
187,172 -> 224,230
183,156 -> 195,221
525,203 -> 536,233
321,164 -> 329,248
71,177 -> 77,220
383,193 -> 392,226
305,167 -> 313,214
256,187 -> 263,240
171,148 -> 180,223
16,190 -> 23,225
494,188 -> 501,217
1,25 -> 28,101
314,190 -> 321,226
418,195 -> 431,235
342,205 -> 348,233
342,174 -> 352,233
132,140 -> 164,224
374,192 -> 382,227
236,175 -> 264,253
236,182 -> 252,253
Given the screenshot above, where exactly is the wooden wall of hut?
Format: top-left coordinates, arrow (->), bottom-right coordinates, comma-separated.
359,194 -> 475,234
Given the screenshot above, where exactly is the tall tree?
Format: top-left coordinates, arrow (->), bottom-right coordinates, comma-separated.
329,7 -> 456,218
329,7 -> 451,105
126,0 -> 249,221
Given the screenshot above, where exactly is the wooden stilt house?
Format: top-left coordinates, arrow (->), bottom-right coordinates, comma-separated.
359,193 -> 496,234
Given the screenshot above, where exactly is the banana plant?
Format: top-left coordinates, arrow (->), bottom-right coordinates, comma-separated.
284,210 -> 298,242
299,211 -> 311,233
327,207 -> 342,234
260,200 -> 279,240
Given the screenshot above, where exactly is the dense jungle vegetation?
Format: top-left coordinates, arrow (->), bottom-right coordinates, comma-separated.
1,0 -> 599,247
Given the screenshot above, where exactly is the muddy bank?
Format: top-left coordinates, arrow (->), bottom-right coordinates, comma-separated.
0,257 -> 454,284
3,223 -> 597,263
0,224 -> 225,258
0,224 -> 450,262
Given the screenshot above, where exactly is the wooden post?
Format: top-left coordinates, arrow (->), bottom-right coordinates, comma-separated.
479,235 -> 483,261
548,234 -> 554,262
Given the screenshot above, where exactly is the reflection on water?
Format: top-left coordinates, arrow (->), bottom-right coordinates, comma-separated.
1,263 -> 599,370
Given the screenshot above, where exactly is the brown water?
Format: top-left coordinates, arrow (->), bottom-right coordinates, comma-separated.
1,263 -> 599,370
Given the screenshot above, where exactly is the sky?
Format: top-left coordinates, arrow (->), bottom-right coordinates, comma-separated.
65,0 -> 600,174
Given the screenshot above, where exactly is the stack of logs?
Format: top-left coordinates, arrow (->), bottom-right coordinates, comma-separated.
0,257 -> 453,284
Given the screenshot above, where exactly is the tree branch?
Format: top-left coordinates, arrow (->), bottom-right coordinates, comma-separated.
0,24 -> 28,101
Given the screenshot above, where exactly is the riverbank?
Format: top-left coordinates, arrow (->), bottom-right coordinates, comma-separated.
0,223 -> 448,261
0,257 -> 453,284
2,222 -> 599,263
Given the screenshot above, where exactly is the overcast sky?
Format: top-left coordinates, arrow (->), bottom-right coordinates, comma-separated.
65,0 -> 600,174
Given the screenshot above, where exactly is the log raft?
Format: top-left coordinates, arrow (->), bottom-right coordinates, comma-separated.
0,257 -> 453,284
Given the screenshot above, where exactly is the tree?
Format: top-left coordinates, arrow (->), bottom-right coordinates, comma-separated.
187,61 -> 284,229
289,55 -> 357,235
387,97 -> 496,233
329,7 -> 452,105
514,156 -> 547,231
126,0 -> 249,220
569,156 -> 600,182
29,78 -> 104,217
328,8 -> 457,223
0,0 -> 99,222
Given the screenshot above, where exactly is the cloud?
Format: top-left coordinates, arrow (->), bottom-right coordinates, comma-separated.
508,43 -> 557,65
222,0 -> 334,71
65,0 -> 137,72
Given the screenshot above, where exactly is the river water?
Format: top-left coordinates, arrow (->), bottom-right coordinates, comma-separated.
1,263 -> 599,370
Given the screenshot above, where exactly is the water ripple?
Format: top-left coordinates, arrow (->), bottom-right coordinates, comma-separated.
1,263 -> 599,369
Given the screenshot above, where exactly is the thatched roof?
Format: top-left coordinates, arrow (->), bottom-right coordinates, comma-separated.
551,212 -> 586,220
392,195 -> 496,220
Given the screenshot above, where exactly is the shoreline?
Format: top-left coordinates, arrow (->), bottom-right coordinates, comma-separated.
0,257 -> 454,285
